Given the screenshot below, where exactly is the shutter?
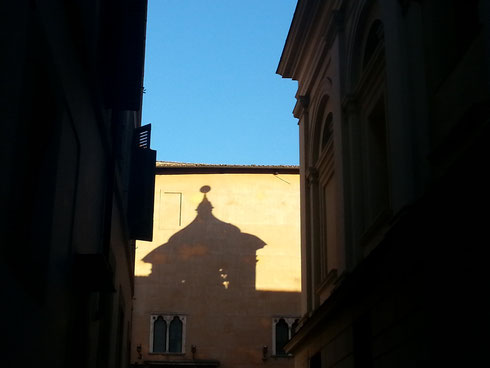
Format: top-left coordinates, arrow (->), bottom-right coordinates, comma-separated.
128,124 -> 156,240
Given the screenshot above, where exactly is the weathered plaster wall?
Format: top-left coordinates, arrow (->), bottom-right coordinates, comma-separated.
132,171 -> 301,368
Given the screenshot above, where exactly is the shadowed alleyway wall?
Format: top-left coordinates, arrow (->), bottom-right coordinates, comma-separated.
276,1 -> 490,367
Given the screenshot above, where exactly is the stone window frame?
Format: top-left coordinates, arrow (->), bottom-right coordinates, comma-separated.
149,314 -> 187,354
345,1 -> 393,251
355,18 -> 392,246
316,111 -> 337,284
272,317 -> 299,356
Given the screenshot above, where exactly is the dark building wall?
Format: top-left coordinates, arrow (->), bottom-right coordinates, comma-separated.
277,0 -> 490,367
0,1 -> 154,367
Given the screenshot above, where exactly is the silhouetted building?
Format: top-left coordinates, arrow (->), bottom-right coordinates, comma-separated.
1,1 -> 155,367
130,162 -> 301,368
277,0 -> 490,367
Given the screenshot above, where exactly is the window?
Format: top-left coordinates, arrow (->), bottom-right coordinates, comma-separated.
362,20 -> 384,69
150,314 -> 186,353
364,96 -> 389,225
346,9 -> 392,246
316,111 -> 338,287
158,192 -> 183,229
272,317 -> 299,356
321,112 -> 333,151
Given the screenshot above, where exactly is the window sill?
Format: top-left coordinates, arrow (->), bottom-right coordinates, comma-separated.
148,352 -> 185,356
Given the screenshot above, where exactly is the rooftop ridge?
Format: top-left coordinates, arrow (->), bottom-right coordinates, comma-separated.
156,161 -> 299,169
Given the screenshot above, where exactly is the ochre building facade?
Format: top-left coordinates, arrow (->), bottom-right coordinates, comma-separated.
131,163 -> 302,368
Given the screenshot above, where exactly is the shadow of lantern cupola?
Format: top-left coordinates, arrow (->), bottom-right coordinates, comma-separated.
195,186 -> 214,221
142,185 -> 266,295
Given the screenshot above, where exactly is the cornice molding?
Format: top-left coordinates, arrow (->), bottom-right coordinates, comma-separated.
293,94 -> 311,120
277,0 -> 323,79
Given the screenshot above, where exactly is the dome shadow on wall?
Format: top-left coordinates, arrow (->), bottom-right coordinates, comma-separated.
142,186 -> 266,293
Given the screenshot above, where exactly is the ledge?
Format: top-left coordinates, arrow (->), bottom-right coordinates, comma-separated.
135,359 -> 220,367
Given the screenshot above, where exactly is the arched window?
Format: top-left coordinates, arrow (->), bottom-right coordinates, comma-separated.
153,316 -> 167,353
347,2 -> 391,243
275,319 -> 289,355
365,96 -> 389,221
168,316 -> 183,353
272,317 -> 300,356
321,113 -> 333,151
314,109 -> 337,286
150,314 -> 185,353
362,20 -> 384,69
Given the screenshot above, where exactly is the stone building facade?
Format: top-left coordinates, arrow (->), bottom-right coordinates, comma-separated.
131,163 -> 302,368
277,0 -> 490,367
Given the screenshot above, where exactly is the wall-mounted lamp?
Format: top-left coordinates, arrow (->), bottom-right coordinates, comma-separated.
136,344 -> 142,360
262,345 -> 268,361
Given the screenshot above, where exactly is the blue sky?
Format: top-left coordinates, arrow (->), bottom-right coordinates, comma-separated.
142,0 -> 299,165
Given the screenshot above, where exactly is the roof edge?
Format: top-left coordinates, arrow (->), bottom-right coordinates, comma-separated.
155,161 -> 299,174
277,0 -> 321,78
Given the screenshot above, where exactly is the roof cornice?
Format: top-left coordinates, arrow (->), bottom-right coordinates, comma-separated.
155,161 -> 299,175
276,0 -> 322,79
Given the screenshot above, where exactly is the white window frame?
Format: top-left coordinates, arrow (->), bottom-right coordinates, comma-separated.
272,317 -> 299,356
149,314 -> 186,354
